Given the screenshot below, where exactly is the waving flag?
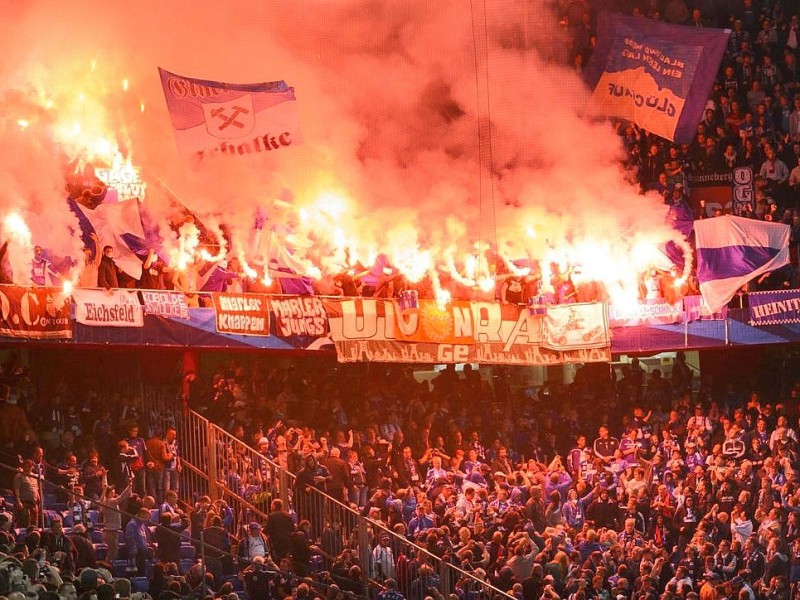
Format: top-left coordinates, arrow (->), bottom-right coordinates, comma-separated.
158,68 -> 301,163
69,198 -> 147,280
585,13 -> 729,143
695,216 -> 790,313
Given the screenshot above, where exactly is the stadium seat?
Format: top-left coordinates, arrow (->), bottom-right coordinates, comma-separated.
93,543 -> 108,561
90,529 -> 104,544
179,546 -> 196,560
111,561 -> 128,579
43,494 -> 58,508
88,510 -> 100,526
131,577 -> 149,593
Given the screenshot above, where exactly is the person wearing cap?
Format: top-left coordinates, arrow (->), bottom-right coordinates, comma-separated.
124,508 -> 152,576
370,533 -> 396,582
238,522 -> 270,563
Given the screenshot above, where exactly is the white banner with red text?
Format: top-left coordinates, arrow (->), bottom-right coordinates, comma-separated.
72,289 -> 144,327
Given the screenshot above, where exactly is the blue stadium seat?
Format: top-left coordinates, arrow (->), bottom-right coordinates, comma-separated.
111,561 -> 128,579
90,530 -> 104,544
93,543 -> 108,561
88,510 -> 100,526
131,577 -> 149,593
179,559 -> 194,574
179,546 -> 196,560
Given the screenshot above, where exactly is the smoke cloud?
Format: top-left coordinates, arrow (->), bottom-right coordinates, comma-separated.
0,0 -> 683,295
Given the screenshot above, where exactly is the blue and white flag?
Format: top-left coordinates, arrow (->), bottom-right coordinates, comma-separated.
158,68 -> 301,163
695,216 -> 790,313
68,198 -> 148,280
584,13 -> 729,143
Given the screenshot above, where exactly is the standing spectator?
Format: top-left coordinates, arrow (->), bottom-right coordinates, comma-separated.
125,425 -> 147,496
80,450 -> 107,502
78,233 -> 101,288
124,507 -> 153,576
100,483 -> 131,562
145,430 -> 172,503
30,245 -> 59,286
163,426 -> 181,496
347,449 -> 368,508
12,459 -> 40,528
323,447 -> 350,504
238,522 -> 270,563
97,245 -> 120,289
264,499 -> 294,561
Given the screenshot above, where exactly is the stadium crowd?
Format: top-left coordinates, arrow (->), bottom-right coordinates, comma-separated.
0,341 -> 799,600
7,1 -> 800,600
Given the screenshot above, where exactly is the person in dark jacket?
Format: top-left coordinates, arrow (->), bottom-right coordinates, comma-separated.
67,524 -> 96,570
154,514 -> 187,565
264,499 -> 294,561
97,246 -> 120,289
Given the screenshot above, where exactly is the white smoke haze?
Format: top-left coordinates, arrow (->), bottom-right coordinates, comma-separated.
0,0 -> 687,299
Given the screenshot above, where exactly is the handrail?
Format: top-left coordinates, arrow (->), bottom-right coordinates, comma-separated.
180,460 -> 271,524
184,409 -> 515,600
0,459 -> 362,600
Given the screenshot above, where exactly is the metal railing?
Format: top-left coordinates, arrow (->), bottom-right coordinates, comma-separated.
176,409 -> 514,600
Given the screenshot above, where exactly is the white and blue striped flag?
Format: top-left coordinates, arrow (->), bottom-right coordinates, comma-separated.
694,215 -> 790,313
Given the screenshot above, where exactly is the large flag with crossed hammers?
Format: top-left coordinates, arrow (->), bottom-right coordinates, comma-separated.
158,67 -> 301,163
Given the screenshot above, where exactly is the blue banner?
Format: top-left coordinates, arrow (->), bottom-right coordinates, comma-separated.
585,13 -> 729,144
748,289 -> 800,326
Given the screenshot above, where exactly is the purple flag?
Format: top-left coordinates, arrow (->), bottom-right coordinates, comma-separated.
585,13 -> 729,144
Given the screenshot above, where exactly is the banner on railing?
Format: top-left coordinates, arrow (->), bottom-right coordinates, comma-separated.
322,298 -> 611,365
609,301 -> 683,328
543,303 -> 610,349
269,296 -> 328,337
72,289 -> 144,327
212,293 -> 270,336
141,290 -> 190,319
0,286 -> 72,339
748,289 -> 800,325
684,294 -> 728,321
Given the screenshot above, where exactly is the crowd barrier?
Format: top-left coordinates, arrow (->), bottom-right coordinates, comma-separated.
175,409 -> 514,600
